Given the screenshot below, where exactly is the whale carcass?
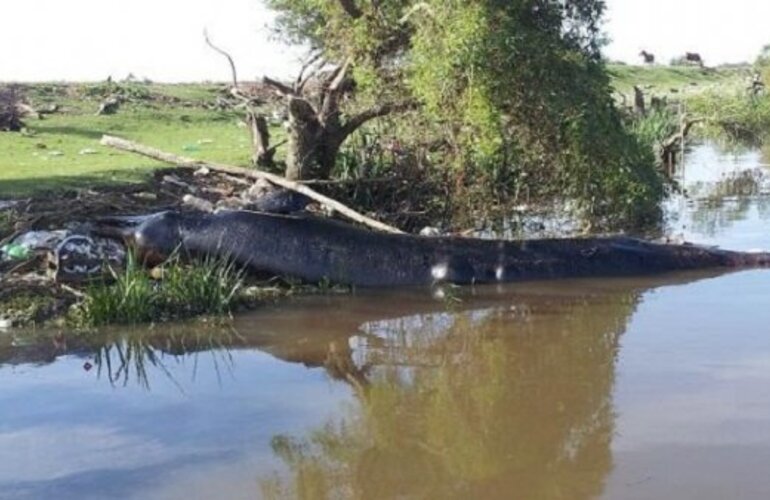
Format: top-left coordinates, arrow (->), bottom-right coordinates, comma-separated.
92,210 -> 770,287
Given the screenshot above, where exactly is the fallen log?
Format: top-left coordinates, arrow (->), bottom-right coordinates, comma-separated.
95,210 -> 770,287
100,135 -> 404,234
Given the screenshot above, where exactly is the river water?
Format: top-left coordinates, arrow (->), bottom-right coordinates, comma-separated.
2,143 -> 770,499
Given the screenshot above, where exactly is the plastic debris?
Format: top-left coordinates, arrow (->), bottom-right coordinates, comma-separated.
2,230 -> 69,261
50,235 -> 126,283
1,243 -> 31,260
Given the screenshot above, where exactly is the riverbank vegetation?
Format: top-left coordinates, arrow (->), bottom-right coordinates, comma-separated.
2,46 -> 767,234
1,1 -> 672,231
4,4 -> 770,328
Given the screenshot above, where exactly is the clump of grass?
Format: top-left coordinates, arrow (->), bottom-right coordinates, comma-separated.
628,108 -> 680,150
74,252 -> 159,326
72,252 -> 244,327
162,254 -> 245,316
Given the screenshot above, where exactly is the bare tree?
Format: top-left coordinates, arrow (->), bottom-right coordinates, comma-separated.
204,30 -> 415,180
263,61 -> 415,180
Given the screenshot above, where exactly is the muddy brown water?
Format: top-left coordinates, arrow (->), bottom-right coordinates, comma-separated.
2,142 -> 770,499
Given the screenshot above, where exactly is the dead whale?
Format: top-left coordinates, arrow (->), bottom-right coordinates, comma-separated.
94,210 -> 770,287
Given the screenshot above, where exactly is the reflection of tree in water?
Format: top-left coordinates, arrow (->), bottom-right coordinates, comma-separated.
261,288 -> 640,500
676,142 -> 770,238
685,195 -> 770,238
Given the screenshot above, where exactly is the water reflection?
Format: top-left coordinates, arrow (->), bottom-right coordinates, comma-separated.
249,277 -> 706,500
0,270 -> 753,499
667,142 -> 770,250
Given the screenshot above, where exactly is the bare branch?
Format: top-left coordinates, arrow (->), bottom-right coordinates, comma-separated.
204,29 -> 239,89
338,0 -> 363,18
328,59 -> 352,92
342,100 -> 418,136
295,51 -> 324,92
297,58 -> 328,94
262,76 -> 297,97
320,59 -> 353,122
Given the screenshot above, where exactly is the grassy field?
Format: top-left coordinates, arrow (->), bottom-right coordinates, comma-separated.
0,82 -> 282,197
0,67 -> 758,198
607,63 -> 750,97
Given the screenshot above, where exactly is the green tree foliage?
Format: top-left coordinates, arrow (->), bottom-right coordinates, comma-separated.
266,0 -> 665,228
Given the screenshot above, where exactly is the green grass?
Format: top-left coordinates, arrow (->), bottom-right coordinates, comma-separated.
0,73 -> 765,200
0,82 -> 283,197
72,252 -> 245,327
607,63 -> 749,97
610,64 -> 770,147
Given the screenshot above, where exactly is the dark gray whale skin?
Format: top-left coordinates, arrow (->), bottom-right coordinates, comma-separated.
101,210 -> 770,287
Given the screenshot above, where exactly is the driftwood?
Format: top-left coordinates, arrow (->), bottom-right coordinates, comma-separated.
99,135 -> 405,234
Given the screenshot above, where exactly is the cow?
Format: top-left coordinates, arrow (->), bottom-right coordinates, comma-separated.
639,50 -> 655,65
685,52 -> 704,67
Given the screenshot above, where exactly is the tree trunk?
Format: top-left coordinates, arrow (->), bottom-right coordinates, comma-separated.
284,97 -> 346,181
246,112 -> 279,168
285,97 -> 321,180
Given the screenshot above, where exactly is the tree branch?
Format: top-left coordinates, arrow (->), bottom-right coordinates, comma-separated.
204,29 -> 239,89
295,51 -> 324,92
320,59 -> 352,123
262,76 -> 297,97
342,101 -> 417,136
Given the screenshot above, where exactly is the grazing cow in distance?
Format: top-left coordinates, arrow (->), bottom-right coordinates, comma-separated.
639,50 -> 655,65
685,52 -> 704,67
